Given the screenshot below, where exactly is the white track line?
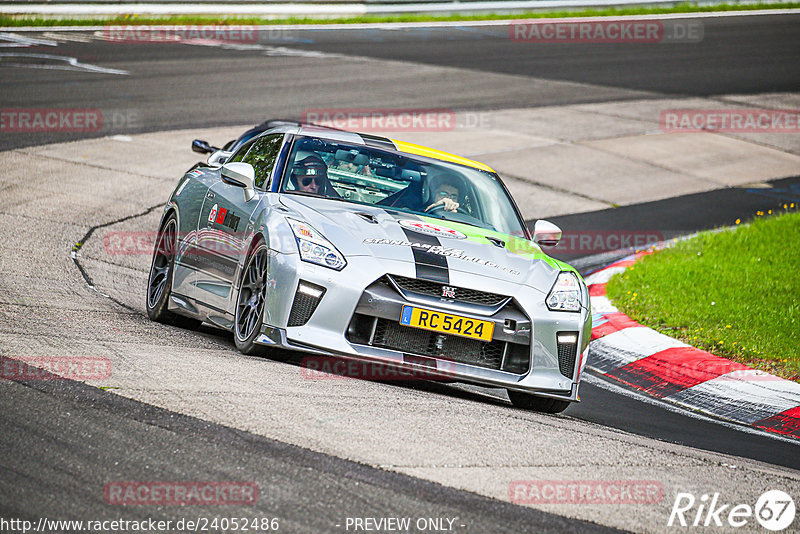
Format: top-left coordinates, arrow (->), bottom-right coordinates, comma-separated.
42,31 -> 93,43
0,52 -> 129,75
178,39 -> 347,57
0,31 -> 57,46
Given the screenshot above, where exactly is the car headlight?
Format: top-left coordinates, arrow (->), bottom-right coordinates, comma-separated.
547,272 -> 582,312
287,218 -> 346,271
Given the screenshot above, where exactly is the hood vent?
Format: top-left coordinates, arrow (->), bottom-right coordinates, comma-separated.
355,212 -> 379,224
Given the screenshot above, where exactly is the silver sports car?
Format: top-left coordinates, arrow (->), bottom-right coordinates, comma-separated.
147,122 -> 591,413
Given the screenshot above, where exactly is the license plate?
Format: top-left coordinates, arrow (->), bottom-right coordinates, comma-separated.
399,306 -> 494,342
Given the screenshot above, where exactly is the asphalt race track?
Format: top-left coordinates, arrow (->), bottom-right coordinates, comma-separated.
1,12 -> 800,533
2,13 -> 800,151
0,372 -> 613,533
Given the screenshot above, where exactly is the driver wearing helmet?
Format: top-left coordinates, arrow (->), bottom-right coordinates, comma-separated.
290,154 -> 340,198
424,171 -> 463,213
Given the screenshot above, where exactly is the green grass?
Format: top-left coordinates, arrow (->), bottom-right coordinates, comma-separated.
1,2 -> 798,27
606,208 -> 800,381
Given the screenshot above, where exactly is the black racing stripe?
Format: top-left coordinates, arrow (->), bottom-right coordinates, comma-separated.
414,258 -> 449,284
387,212 -> 450,284
359,133 -> 396,151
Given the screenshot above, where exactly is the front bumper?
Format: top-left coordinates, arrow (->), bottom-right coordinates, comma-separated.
256,250 -> 589,402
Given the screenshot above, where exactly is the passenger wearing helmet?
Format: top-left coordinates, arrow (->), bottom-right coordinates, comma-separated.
289,154 -> 340,198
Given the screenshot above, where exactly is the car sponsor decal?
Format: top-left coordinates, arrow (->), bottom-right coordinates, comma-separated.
398,219 -> 467,240
363,238 -> 521,276
208,204 -> 241,231
215,207 -> 228,224
413,215 -> 580,276
223,210 -> 241,231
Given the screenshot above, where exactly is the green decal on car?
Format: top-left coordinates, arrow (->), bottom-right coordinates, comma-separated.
416,215 -> 583,278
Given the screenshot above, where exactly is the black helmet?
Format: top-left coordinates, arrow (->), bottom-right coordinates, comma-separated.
292,154 -> 328,179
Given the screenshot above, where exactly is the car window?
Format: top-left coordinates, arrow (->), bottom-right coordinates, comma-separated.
280,136 -> 527,236
240,134 -> 284,189
227,138 -> 256,164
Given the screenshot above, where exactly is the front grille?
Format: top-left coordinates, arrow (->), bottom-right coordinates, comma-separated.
389,275 -> 508,307
372,318 -> 504,370
345,278 -> 532,375
287,283 -> 325,327
557,334 -> 578,379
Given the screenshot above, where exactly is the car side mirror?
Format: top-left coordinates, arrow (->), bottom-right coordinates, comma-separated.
533,220 -> 562,247
207,150 -> 232,167
221,162 -> 256,202
192,139 -> 219,154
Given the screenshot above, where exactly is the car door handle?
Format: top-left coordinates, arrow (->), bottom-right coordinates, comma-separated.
206,191 -> 215,199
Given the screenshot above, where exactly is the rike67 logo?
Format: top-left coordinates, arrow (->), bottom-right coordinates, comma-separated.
668,490 -> 795,531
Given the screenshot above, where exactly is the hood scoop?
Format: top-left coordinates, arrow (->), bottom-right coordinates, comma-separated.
355,212 -> 379,224
486,236 -> 506,248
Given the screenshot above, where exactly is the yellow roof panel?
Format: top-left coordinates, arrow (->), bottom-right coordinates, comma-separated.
390,139 -> 495,173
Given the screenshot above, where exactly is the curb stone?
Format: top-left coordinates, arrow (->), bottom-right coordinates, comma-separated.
585,249 -> 800,440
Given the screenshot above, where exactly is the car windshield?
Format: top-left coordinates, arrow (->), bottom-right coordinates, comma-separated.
279,136 -> 527,237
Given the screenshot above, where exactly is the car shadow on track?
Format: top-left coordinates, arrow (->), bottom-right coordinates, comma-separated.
191,321 -> 548,413
288,352 -> 514,408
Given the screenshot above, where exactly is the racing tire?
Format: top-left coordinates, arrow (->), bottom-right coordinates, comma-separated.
146,214 -> 202,329
234,242 -> 271,356
507,391 -> 570,414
